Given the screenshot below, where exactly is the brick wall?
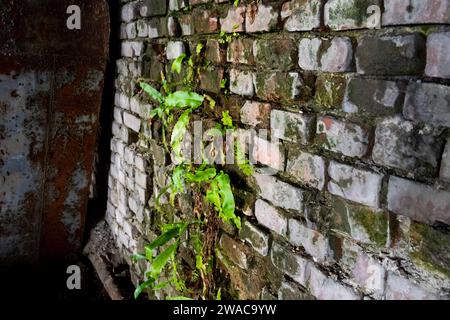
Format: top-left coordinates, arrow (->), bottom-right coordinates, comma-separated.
106,0 -> 450,300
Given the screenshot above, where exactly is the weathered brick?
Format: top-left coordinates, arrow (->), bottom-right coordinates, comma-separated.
166,41 -> 185,60
270,242 -> 309,286
281,0 -> 321,31
324,0 -> 382,30
387,176 -> 450,226
178,15 -> 193,35
252,136 -> 285,171
356,34 -> 426,75
139,0 -> 167,17
426,32 -> 450,78
230,69 -> 254,97
220,5 -> 246,33
167,16 -> 181,37
124,146 -> 135,165
341,240 -> 385,295
135,169 -> 149,189
240,101 -> 271,128
219,234 -> 248,269
121,1 -> 140,22
288,219 -> 331,263
192,9 -> 219,34
314,74 -> 346,110
254,173 -> 303,212
199,67 -> 224,94
328,161 -> 382,208
409,222 -> 450,278
205,39 -> 225,64
148,17 -> 169,38
123,111 -> 141,133
112,121 -> 132,144
270,109 -> 314,144
298,37 -> 354,72
255,199 -> 288,236
383,0 -> 450,26
440,139 -> 450,182
125,22 -> 137,39
114,107 -> 123,124
286,150 -> 326,190
343,78 -> 405,115
331,197 -> 388,246
246,3 -> 279,33
385,273 -> 439,300
121,41 -> 145,57
316,116 -> 370,158
254,72 -> 302,102
227,38 -> 255,64
403,82 -> 450,128
253,39 -> 297,70
239,220 -> 270,256
136,20 -> 149,37
307,265 -> 360,300
169,0 -> 187,11
278,281 -> 314,300
372,116 -> 442,175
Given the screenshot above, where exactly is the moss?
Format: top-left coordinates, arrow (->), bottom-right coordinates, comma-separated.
328,0 -> 376,26
331,198 -> 388,246
410,223 -> 450,277
352,207 -> 388,247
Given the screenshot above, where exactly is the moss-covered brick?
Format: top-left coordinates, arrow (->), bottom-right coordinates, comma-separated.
270,242 -> 309,286
192,8 -> 219,34
410,222 -> 450,277
331,197 -> 388,247
253,71 -> 303,103
239,220 -> 270,256
282,0 -> 322,32
253,39 -> 297,70
227,38 -> 255,65
325,0 -> 381,30
314,74 -> 346,110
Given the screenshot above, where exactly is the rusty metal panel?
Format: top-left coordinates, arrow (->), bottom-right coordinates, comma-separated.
0,0 -> 109,265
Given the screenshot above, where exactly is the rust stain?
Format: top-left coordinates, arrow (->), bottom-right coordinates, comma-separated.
0,0 -> 110,265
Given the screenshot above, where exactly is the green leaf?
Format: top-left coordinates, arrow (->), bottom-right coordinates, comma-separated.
204,94 -> 216,109
150,242 -> 179,278
221,111 -> 233,128
146,227 -> 181,252
132,253 -> 147,262
185,167 -> 217,183
140,82 -> 164,104
171,53 -> 186,74
166,296 -> 194,300
196,43 -> 204,55
171,165 -> 185,192
166,91 -> 204,109
134,279 -> 155,299
216,288 -> 222,300
171,110 -> 190,162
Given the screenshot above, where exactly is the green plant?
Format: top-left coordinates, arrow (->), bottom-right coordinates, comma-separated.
133,48 -> 252,300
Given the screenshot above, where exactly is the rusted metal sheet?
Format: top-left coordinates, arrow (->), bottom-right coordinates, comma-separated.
0,0 -> 109,265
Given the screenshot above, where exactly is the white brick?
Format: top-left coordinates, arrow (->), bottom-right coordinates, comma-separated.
254,173 -> 303,212
328,161 -> 382,208
255,199 -> 288,236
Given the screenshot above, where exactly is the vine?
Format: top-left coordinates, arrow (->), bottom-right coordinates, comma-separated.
132,42 -> 252,300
